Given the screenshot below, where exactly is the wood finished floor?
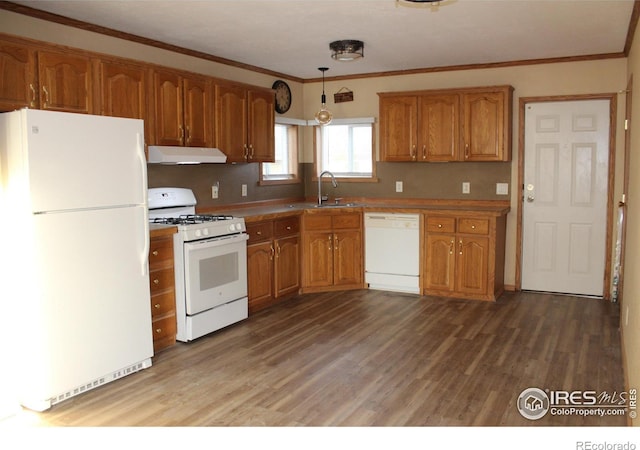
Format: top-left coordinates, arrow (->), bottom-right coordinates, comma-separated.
29,289 -> 625,426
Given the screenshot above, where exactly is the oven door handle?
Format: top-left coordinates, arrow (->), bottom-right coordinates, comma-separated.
183,233 -> 249,250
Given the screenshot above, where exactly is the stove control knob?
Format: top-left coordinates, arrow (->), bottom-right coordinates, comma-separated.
229,224 -> 236,232
195,230 -> 201,237
203,228 -> 209,236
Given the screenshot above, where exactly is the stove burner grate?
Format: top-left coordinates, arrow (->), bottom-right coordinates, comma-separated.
150,214 -> 234,225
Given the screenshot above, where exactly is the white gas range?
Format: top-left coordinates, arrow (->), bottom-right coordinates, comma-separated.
148,187 -> 248,342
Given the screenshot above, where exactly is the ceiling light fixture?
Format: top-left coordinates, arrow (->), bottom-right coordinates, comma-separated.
395,0 -> 455,10
314,67 -> 333,126
330,40 -> 364,61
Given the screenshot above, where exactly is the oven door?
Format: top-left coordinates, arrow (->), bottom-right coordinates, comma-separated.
183,233 -> 248,315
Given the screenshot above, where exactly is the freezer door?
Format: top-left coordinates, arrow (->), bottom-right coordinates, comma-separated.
19,206 -> 153,402
23,110 -> 147,212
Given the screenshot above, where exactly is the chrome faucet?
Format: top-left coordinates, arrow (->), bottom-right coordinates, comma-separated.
318,170 -> 338,205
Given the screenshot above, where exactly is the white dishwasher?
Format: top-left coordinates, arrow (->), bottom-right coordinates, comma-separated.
364,213 -> 420,294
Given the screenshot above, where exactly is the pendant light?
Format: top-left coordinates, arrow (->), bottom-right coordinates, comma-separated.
314,67 -> 333,126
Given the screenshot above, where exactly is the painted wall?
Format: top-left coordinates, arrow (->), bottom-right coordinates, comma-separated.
303,60 -> 628,290
624,18 -> 640,427
1,9 -> 629,291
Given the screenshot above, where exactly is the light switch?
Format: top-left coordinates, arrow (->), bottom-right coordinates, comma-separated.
462,182 -> 470,194
241,184 -> 247,197
396,181 -> 403,193
496,183 -> 509,195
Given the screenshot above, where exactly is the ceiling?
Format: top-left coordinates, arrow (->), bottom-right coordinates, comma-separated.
8,0 -> 637,81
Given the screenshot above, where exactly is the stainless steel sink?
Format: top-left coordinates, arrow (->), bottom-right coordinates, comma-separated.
313,202 -> 359,208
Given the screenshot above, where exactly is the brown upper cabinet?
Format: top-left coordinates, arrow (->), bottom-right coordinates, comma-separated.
152,68 -> 213,147
37,50 -> 94,114
379,85 -> 513,162
0,38 -> 93,114
96,59 -> 152,142
0,40 -> 38,111
215,82 -> 275,163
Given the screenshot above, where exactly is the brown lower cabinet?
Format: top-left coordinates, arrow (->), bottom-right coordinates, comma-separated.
246,215 -> 301,313
301,210 -> 364,293
149,231 -> 177,352
423,212 -> 506,301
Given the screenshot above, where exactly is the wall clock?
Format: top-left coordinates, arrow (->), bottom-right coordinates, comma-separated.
272,80 -> 292,114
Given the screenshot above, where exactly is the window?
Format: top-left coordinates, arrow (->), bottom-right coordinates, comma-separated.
260,122 -> 300,184
315,118 -> 375,180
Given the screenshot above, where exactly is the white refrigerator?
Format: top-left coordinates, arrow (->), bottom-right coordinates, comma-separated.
0,109 -> 153,412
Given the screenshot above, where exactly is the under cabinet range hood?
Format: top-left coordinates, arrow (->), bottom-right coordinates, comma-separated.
147,145 -> 227,164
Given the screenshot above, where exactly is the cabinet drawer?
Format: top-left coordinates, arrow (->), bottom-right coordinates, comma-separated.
149,267 -> 175,293
304,214 -> 333,231
332,213 -> 361,230
149,237 -> 173,267
426,217 -> 455,233
247,221 -> 273,243
152,315 -> 177,342
457,218 -> 489,235
274,216 -> 300,237
150,290 -> 175,318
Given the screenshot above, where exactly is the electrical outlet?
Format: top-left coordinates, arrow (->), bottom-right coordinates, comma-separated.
241,184 -> 247,197
211,185 -> 219,199
396,181 -> 403,193
496,183 -> 509,195
462,182 -> 470,194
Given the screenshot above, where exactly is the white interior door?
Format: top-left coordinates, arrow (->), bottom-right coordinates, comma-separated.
522,99 -> 610,297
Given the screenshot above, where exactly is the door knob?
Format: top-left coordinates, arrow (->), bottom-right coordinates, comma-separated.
527,195 -> 535,203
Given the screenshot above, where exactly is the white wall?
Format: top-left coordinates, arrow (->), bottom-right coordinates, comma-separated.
624,14 -> 640,427
1,8 -> 630,292
302,59 -> 628,288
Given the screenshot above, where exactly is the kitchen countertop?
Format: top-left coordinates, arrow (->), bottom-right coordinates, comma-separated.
149,224 -> 178,238
201,199 -> 511,223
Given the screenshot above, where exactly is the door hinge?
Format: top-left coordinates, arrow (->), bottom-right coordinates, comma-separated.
625,119 -> 629,130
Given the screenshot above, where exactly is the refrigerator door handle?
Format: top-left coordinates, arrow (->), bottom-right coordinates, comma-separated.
137,133 -> 150,276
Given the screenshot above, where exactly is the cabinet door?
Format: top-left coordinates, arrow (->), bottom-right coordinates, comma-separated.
215,83 -> 248,162
455,236 -> 489,295
419,94 -> 459,162
333,230 -> 363,286
38,50 -> 93,114
98,60 -> 150,142
302,231 -> 333,288
461,91 -> 505,161
424,234 -> 456,292
247,88 -> 275,162
183,76 -> 212,147
379,95 -> 418,161
0,41 -> 37,111
153,69 -> 183,146
247,241 -> 274,313
274,235 -> 300,297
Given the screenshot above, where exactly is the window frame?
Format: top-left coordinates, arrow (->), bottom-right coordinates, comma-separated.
259,119 -> 302,186
312,117 -> 378,183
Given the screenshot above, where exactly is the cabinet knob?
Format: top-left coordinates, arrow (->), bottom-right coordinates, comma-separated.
438,224 -> 442,228
152,250 -> 159,256
153,279 -> 160,285
286,226 -> 291,230
471,225 -> 476,229
154,303 -> 161,309
155,328 -> 162,334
